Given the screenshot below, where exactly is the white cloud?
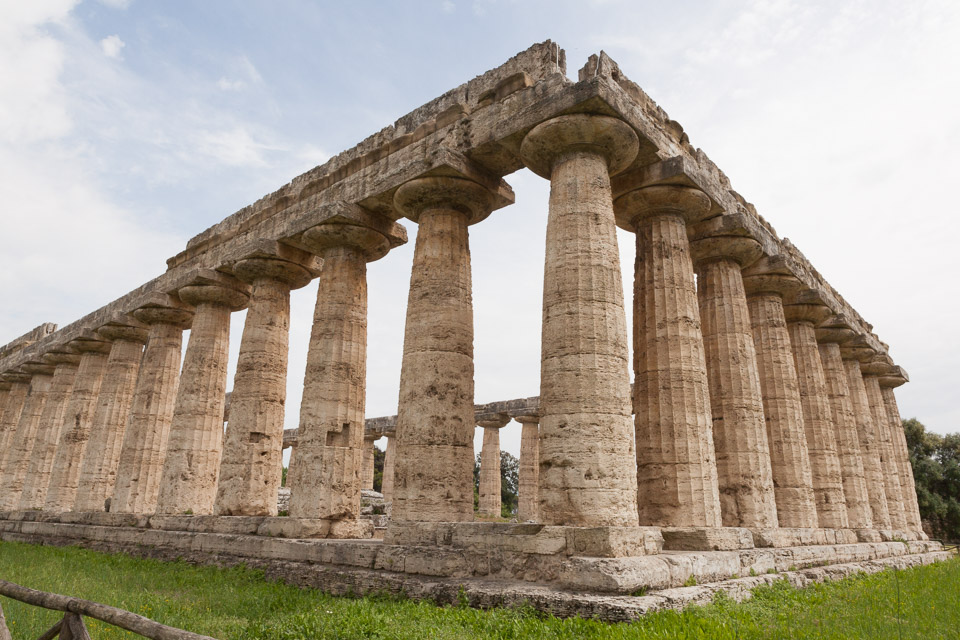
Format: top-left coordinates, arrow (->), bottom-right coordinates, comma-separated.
99,34 -> 124,59
216,55 -> 262,91
193,126 -> 272,167
97,0 -> 131,8
441,0 -> 455,12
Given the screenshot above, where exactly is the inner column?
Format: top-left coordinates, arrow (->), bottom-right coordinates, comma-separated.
877,374 -> 924,535
390,176 -> 499,523
477,415 -> 509,518
521,114 -> 640,527
0,376 -> 30,455
516,415 -> 540,523
862,369 -> 908,531
844,357 -> 891,529
614,185 -> 722,528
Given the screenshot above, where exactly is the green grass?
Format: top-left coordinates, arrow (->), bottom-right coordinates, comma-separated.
0,541 -> 958,639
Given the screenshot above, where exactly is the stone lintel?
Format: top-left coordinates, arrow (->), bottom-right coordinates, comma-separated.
384,521 -> 664,558
660,527 -> 755,551
610,156 -> 725,224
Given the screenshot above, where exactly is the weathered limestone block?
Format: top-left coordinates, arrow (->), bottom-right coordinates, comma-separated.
112,301 -> 193,514
156,275 -> 249,515
690,223 -> 777,529
817,339 -> 872,529
477,414 -> 509,518
844,359 -> 890,529
214,249 -> 315,516
391,176 -> 504,524
0,366 -> 54,511
878,381 -> 923,533
289,215 -> 398,524
522,114 -> 640,527
516,415 -> 540,522
863,373 -> 908,531
74,321 -> 147,512
381,434 -> 396,503
44,336 -> 112,512
614,184 -> 721,528
361,436 -> 378,491
784,306 -> 848,529
741,266 -> 817,529
18,351 -> 80,510
0,378 -> 30,469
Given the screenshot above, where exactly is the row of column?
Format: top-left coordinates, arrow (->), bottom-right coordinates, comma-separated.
0,111 -> 922,539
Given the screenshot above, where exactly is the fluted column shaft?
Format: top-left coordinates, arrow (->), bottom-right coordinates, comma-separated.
19,358 -> 79,509
361,437 -> 377,491
0,372 -> 53,510
112,311 -> 190,514
517,417 -> 540,522
381,435 -> 396,502
75,331 -> 145,512
289,238 -> 378,521
818,342 -> 872,528
0,381 -> 30,466
523,115 -> 640,527
864,375 -> 907,530
44,345 -> 110,511
746,294 -> 818,528
391,179 -> 488,523
157,284 -> 246,515
215,257 -> 311,517
880,386 -> 923,531
844,359 -> 890,528
478,427 -> 502,517
695,256 -> 777,528
787,320 -> 848,528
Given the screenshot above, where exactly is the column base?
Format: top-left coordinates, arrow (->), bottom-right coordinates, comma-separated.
384,521 -> 664,558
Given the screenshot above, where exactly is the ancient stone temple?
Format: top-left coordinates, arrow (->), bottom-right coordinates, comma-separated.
0,42 -> 947,619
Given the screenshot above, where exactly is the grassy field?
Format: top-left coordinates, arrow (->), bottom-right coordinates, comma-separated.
0,541 -> 958,639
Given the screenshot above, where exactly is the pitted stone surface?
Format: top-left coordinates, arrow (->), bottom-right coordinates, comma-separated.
818,343 -> 872,529
157,282 -> 247,515
863,375 -> 907,531
694,256 -> 777,529
112,310 -> 190,514
18,357 -> 79,510
0,381 -> 29,456
619,186 -> 721,528
216,257 -> 311,517
517,416 -> 540,522
0,372 -> 53,511
44,346 -> 110,512
787,320 -> 848,529
879,386 -> 922,533
746,294 -> 818,528
477,416 -> 509,518
844,360 -> 890,529
525,115 -> 639,528
75,334 -> 145,512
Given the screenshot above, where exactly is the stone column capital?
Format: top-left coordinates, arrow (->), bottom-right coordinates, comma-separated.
97,316 -> 149,344
839,340 -> 877,363
519,113 -> 639,179
476,413 -> 510,430
688,213 -> 763,267
877,365 -> 908,388
782,302 -> 832,325
394,175 -> 500,225
132,293 -> 195,328
613,184 -> 712,230
301,221 -> 393,262
226,240 -> 322,288
41,350 -> 81,367
815,314 -> 857,345
69,332 -> 112,355
176,270 -> 250,311
513,414 -> 540,425
1,371 -> 32,384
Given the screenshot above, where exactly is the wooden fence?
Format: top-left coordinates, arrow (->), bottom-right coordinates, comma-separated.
0,579 -> 217,640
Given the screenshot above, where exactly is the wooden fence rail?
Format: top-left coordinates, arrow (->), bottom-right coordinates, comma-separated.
0,579 -> 217,640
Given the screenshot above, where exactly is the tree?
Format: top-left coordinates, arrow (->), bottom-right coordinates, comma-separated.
473,451 -> 521,519
373,445 -> 386,493
903,418 -> 960,541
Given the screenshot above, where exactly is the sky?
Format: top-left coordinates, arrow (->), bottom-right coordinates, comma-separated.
1,0 -> 958,462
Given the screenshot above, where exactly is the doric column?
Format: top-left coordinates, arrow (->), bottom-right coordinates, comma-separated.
741,260 -> 818,528
689,216 -> 777,529
288,209 -> 403,524
0,364 -> 54,510
784,301 -> 848,529
214,244 -> 316,516
877,370 -> 924,533
477,414 -> 509,518
18,349 -> 81,510
843,357 -> 890,529
391,175 -> 506,524
381,432 -> 396,503
74,319 -> 148,512
0,375 -> 30,466
361,435 -> 378,491
44,334 -> 112,511
615,184 -> 721,528
521,114 -> 640,527
112,297 -> 193,514
156,272 -> 249,515
816,320 -> 872,529
515,415 -> 540,523
862,369 -> 908,531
